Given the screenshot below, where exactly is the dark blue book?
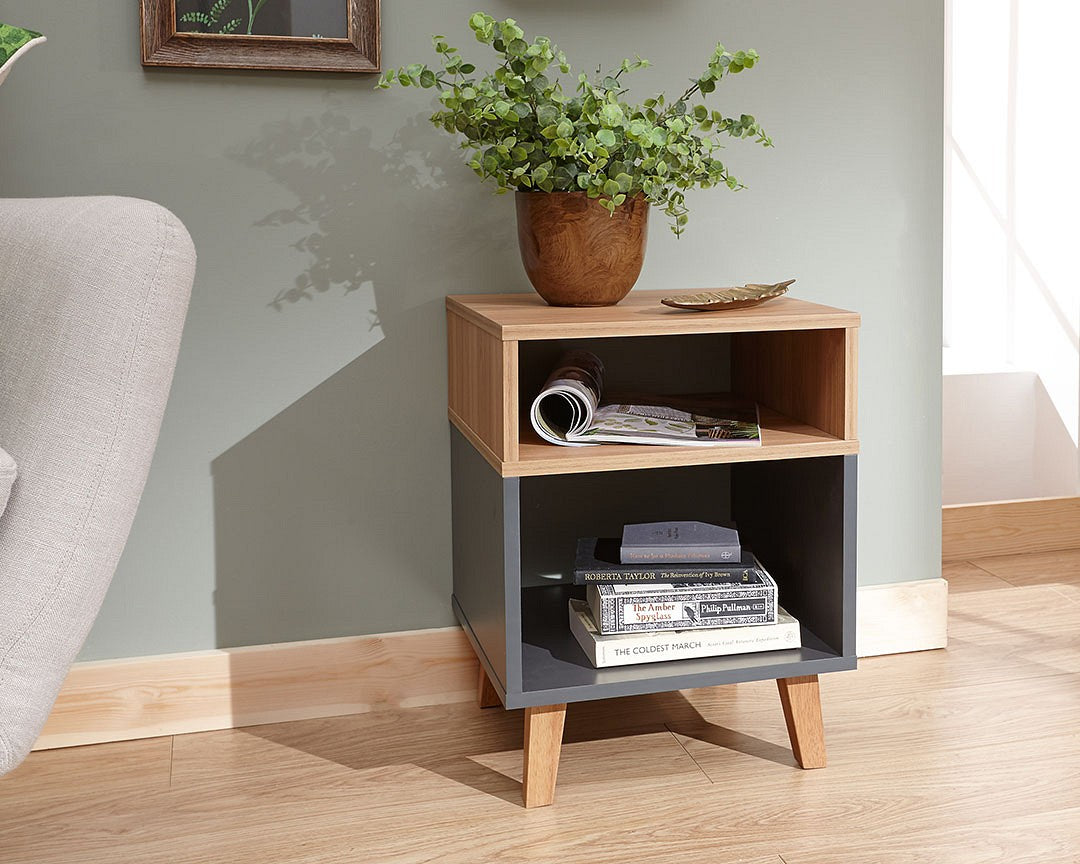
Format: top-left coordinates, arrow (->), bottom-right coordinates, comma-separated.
573,538 -> 763,585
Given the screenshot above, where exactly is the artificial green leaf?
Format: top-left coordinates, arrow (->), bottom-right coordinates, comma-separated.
377,13 -> 770,235
599,103 -> 624,125
537,104 -> 559,126
596,128 -> 616,147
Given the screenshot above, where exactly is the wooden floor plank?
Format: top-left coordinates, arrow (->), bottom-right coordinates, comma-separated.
674,671 -> 1080,767
779,806 -> 1080,864
3,558 -> 1080,864
942,560 -> 1015,593
1050,582 -> 1080,606
0,736 -> 172,803
972,548 -> 1080,589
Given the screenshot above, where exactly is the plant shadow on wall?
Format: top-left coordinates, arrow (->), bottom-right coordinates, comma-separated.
229,102 -> 500,321
212,101 -> 518,682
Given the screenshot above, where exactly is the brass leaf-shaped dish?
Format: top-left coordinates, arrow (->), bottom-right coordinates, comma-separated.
661,279 -> 795,312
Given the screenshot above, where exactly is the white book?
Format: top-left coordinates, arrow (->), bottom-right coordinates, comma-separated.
568,599 -> 801,668
587,568 -> 778,633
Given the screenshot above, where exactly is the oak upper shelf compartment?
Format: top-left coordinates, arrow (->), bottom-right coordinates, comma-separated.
447,291 -> 859,478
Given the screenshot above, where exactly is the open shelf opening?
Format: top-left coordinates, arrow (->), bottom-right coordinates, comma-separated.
509,329 -> 855,477
513,456 -> 855,703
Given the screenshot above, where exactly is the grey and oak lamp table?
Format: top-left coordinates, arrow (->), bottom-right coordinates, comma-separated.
446,292 -> 859,807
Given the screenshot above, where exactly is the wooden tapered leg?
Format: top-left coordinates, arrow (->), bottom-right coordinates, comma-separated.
776,675 -> 827,768
476,665 -> 501,709
522,703 -> 566,808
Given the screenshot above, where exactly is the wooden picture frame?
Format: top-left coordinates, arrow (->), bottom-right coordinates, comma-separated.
141,0 -> 380,73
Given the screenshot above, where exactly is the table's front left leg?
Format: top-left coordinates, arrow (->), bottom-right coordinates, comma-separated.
522,703 -> 567,807
777,675 -> 827,769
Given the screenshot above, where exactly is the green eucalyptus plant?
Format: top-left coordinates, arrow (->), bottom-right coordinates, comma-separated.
377,13 -> 772,236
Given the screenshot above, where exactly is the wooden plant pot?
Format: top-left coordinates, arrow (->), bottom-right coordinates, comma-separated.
515,191 -> 649,307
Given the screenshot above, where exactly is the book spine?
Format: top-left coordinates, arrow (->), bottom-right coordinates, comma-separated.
567,607 -> 600,667
587,589 -> 604,639
573,567 -> 755,585
593,622 -> 801,667
620,544 -> 742,564
591,586 -> 777,634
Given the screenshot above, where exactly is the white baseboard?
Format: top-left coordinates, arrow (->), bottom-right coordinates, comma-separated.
856,578 -> 948,657
36,580 -> 947,750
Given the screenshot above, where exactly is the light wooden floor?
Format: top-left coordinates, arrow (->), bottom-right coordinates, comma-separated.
3,551 -> 1080,864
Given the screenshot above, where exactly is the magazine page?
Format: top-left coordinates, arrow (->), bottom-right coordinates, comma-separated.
529,353 -> 762,448
529,350 -> 605,446
568,396 -> 762,447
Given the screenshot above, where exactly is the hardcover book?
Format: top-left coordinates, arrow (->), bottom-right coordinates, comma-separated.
620,521 -> 741,563
574,537 -> 761,585
587,571 -> 778,635
568,599 -> 801,668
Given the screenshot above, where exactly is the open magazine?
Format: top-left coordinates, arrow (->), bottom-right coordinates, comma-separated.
529,350 -> 762,447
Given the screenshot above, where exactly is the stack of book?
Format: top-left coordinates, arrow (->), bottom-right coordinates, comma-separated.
568,521 -> 802,668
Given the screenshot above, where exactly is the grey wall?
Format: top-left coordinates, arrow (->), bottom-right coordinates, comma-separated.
0,0 -> 943,660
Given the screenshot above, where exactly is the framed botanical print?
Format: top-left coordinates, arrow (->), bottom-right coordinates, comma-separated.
141,0 -> 379,72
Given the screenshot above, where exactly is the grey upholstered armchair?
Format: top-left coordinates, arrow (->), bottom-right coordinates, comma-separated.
0,197 -> 195,774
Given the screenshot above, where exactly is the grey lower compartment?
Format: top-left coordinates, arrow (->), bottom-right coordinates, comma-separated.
450,427 -> 858,711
